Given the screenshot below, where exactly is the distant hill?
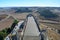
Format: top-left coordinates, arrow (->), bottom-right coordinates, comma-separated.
15,7 -> 32,13
0,7 -> 60,13
39,9 -> 58,19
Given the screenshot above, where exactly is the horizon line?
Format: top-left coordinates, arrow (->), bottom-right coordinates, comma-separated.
0,5 -> 60,7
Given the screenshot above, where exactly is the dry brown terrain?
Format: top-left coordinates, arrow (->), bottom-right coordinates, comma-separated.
0,13 -> 29,31
41,22 -> 60,30
0,16 -> 14,30
0,14 -> 8,20
10,13 -> 29,21
47,28 -> 60,40
40,23 -> 60,40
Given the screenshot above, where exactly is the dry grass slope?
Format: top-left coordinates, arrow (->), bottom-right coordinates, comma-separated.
0,16 -> 14,30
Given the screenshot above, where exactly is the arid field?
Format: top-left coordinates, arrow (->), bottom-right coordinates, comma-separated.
0,16 -> 14,30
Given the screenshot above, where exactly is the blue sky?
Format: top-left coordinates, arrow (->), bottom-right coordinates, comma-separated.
0,0 -> 60,7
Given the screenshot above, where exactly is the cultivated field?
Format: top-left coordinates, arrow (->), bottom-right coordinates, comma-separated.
0,14 -> 8,21
0,16 -> 14,30
10,13 -> 29,21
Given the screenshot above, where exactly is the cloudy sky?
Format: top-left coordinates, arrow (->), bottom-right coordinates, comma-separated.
0,0 -> 60,7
